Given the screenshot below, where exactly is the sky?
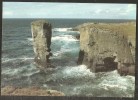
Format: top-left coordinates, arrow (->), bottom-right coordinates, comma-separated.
3,2 -> 137,19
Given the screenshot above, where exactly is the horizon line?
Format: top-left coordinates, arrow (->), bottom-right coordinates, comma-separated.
2,18 -> 136,20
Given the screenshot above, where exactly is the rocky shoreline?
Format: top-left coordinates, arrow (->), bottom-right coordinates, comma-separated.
1,86 -> 64,96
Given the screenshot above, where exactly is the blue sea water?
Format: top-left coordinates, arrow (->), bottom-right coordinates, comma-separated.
1,18 -> 135,97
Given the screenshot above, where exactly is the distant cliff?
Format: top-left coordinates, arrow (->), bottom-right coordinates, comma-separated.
77,22 -> 135,75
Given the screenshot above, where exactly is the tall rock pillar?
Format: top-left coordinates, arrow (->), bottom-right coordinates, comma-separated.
31,20 -> 52,69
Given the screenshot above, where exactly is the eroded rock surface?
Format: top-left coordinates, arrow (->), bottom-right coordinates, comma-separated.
1,86 -> 64,96
77,22 -> 135,74
31,20 -> 52,69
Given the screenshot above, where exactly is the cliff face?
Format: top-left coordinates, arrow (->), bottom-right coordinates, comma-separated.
77,23 -> 135,73
31,20 -> 52,69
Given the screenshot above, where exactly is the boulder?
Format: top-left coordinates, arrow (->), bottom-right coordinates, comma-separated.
75,34 -> 80,40
77,23 -> 135,73
31,20 -> 52,69
117,62 -> 135,76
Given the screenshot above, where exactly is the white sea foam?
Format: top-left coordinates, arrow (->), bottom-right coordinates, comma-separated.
96,70 -> 135,96
51,35 -> 79,58
62,65 -> 95,77
2,63 -> 40,77
27,38 -> 33,41
46,66 -> 135,97
1,58 -> 14,63
52,49 -> 76,57
50,65 -> 95,80
52,35 -> 79,42
52,28 -> 73,32
52,51 -> 64,57
2,57 -> 34,63
27,34 -> 79,47
66,70 -> 135,97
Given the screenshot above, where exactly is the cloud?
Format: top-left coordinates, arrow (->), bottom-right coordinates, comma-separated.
126,4 -> 136,13
91,4 -> 136,19
3,11 -> 13,15
95,9 -> 102,14
2,2 -> 136,19
3,11 -> 13,18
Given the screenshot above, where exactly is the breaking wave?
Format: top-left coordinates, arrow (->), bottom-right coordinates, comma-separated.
52,28 -> 73,32
43,66 -> 135,97
27,38 -> 33,42
52,35 -> 79,42
2,63 -> 40,77
2,57 -> 34,63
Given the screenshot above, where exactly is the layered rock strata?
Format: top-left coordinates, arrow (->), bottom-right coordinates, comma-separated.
31,20 -> 52,69
77,23 -> 135,74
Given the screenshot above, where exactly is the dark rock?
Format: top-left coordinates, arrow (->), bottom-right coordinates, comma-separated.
75,34 -> 80,40
117,62 -> 135,76
31,20 -> 52,69
72,27 -> 79,31
77,50 -> 84,65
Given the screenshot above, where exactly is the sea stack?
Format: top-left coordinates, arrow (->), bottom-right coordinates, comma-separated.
31,20 -> 52,69
77,23 -> 134,73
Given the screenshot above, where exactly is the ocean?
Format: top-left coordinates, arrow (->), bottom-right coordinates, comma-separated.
1,18 -> 135,97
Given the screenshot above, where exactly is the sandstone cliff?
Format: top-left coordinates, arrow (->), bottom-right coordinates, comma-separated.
31,20 -> 52,69
77,22 -> 135,74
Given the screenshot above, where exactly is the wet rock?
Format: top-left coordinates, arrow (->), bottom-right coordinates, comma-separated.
1,86 -> 64,96
72,27 -> 79,31
77,23 -> 135,73
75,34 -> 80,40
117,62 -> 135,76
31,20 -> 52,69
